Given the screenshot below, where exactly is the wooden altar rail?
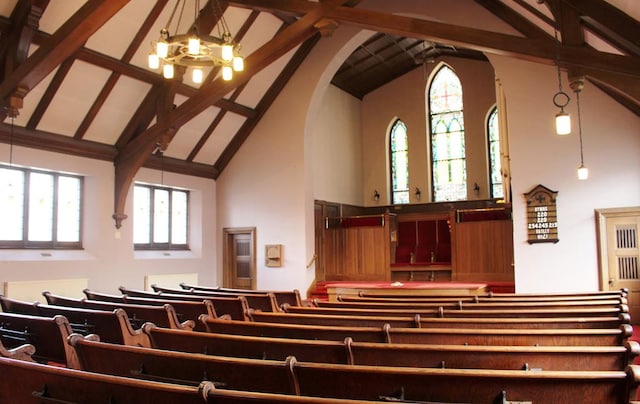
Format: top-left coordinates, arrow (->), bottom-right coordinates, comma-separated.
141,324 -> 639,372
66,335 -> 640,403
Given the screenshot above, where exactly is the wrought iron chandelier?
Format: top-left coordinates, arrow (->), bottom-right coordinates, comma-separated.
147,0 -> 244,83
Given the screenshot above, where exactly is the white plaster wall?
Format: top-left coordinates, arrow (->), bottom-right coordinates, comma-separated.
311,84 -> 363,206
490,55 -> 640,293
0,146 -> 217,297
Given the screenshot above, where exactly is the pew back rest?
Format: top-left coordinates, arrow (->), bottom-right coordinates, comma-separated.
0,311 -> 77,367
0,356 -> 212,403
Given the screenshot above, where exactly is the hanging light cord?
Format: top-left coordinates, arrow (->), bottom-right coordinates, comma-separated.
576,90 -> 585,165
554,26 -> 564,92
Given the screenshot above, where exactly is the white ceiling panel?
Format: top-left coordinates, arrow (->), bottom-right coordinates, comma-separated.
164,105 -> 222,159
36,60 -> 111,136
193,111 -> 246,164
83,76 -> 152,144
38,0 -> 85,35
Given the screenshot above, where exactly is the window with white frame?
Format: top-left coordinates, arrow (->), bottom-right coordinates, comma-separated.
0,165 -> 83,249
133,183 -> 189,250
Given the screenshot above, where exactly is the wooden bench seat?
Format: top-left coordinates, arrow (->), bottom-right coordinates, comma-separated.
342,290 -> 629,303
356,288 -> 629,300
202,315 -> 633,346
0,311 -> 78,368
179,283 -> 303,307
318,297 -> 628,310
68,336 -> 640,403
43,291 -> 195,331
0,295 -> 149,347
84,288 -> 243,326
249,308 -> 629,330
288,302 -> 628,317
143,324 -> 639,371
147,285 -> 281,312
0,356 -> 214,403
118,286 -> 253,319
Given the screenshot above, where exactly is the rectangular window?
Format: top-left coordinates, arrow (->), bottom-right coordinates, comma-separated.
0,165 -> 83,249
133,183 -> 189,250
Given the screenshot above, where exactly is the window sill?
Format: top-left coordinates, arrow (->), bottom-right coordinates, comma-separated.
134,250 -> 196,260
0,249 -> 94,262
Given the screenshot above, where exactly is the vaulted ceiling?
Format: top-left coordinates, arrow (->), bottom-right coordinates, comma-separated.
0,0 -> 638,227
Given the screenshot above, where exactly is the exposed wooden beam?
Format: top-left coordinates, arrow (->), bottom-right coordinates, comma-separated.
0,0 -> 130,109
230,0 -> 640,78
111,0 -> 354,228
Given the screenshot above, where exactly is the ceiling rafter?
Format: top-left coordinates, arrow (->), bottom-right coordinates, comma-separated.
74,0 -> 169,140
0,0 -> 131,113
111,0 -> 356,228
474,0 -> 550,39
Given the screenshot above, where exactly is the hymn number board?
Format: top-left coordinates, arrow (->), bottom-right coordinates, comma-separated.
524,184 -> 559,244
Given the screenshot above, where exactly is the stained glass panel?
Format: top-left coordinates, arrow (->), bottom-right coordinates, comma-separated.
390,120 -> 409,204
488,108 -> 504,198
429,66 -> 467,202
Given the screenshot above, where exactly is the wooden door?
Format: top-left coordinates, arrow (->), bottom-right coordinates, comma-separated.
223,227 -> 256,290
597,208 -> 640,323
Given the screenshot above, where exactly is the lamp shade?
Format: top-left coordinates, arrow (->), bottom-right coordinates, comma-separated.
163,63 -> 174,79
222,65 -> 232,81
192,67 -> 203,84
555,111 -> 571,135
577,164 -> 589,180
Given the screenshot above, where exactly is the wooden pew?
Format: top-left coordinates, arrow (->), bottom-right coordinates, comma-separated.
256,309 -> 630,330
202,316 -> 389,343
68,336 -> 640,403
0,311 -> 79,368
291,359 -> 640,403
356,288 -> 629,300
179,282 -> 303,307
292,302 -> 629,317
0,356 -> 214,404
0,339 -> 36,363
0,295 -> 149,347
84,288 -> 243,326
118,286 -> 253,319
147,284 -> 281,312
43,291 -> 195,331
202,315 -> 633,346
317,297 -> 628,310
343,289 -> 629,303
143,324 -> 639,371
278,304 -> 627,319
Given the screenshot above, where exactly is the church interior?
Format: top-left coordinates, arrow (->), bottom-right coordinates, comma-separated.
0,0 -> 639,402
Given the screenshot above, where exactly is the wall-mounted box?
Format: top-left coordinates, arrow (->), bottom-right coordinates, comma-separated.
265,244 -> 283,267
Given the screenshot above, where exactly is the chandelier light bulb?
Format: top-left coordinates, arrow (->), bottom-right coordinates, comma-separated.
233,55 -> 244,72
222,43 -> 233,62
156,40 -> 169,59
148,52 -> 159,69
163,63 -> 174,79
192,67 -> 203,84
577,164 -> 589,180
555,110 -> 571,135
222,65 -> 233,81
188,36 -> 200,55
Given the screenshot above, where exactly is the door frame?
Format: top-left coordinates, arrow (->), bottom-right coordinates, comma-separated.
223,227 -> 257,289
595,206 -> 640,291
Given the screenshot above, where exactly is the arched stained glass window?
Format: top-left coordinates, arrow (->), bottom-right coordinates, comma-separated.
390,119 -> 409,204
429,65 -> 466,202
488,107 -> 503,199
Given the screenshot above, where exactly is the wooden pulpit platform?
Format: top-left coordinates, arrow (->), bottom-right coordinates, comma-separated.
324,281 -> 488,302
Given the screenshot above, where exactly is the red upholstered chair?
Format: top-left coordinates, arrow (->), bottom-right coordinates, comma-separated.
394,245 -> 413,264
